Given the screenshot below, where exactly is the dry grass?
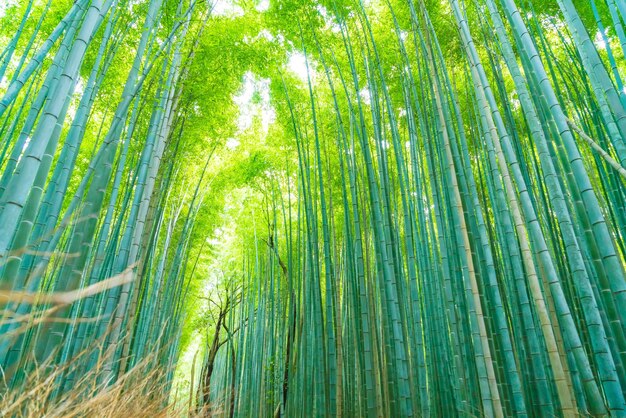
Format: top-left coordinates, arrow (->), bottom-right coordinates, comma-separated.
0,265 -> 192,417
0,352 -> 186,418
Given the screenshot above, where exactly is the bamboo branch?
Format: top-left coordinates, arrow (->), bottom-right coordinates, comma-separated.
567,118 -> 626,179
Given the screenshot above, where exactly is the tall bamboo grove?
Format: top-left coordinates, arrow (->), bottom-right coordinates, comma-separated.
0,0 -> 625,417
0,0 -> 209,403
193,0 -> 626,417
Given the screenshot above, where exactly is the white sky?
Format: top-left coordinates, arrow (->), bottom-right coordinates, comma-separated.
212,0 -> 269,16
0,0 -> 18,18
288,51 -> 309,82
229,72 -> 276,150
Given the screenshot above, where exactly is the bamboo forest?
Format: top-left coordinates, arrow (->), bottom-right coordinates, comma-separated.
2,0 -> 626,416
